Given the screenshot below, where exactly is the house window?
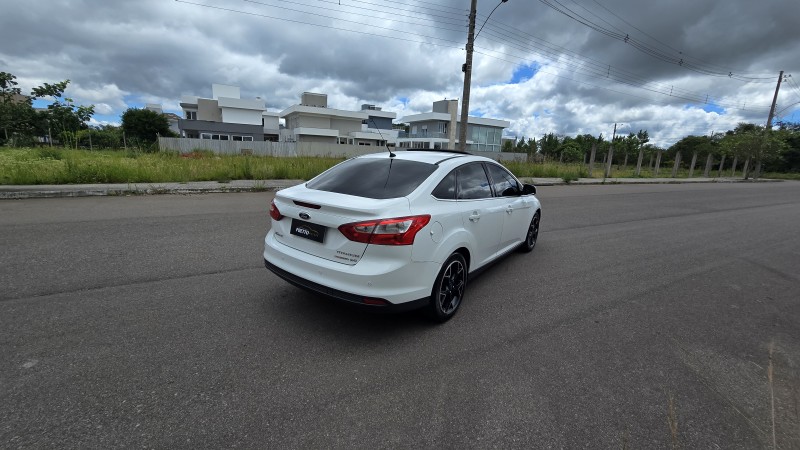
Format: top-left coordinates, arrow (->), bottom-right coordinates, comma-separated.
201,133 -> 232,140
338,137 -> 348,145
185,111 -> 197,120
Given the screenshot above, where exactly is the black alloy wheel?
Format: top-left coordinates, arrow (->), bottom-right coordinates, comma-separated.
520,211 -> 540,253
429,253 -> 468,322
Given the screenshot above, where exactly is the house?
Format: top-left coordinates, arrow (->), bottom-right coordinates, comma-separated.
279,93 -> 396,147
178,84 -> 281,142
396,99 -> 510,152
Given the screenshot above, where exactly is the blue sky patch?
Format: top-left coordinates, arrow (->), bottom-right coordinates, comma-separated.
685,102 -> 725,114
510,63 -> 541,84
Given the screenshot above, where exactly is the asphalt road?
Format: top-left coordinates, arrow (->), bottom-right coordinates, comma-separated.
1,182 -> 799,449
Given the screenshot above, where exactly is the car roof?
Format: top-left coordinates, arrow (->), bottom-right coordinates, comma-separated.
356,150 -> 495,166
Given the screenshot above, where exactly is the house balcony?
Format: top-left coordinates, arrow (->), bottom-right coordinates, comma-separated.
396,131 -> 449,139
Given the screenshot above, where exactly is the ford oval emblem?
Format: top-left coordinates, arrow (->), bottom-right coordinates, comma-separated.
299,212 -> 310,220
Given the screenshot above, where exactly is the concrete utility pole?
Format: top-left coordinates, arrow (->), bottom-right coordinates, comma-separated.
459,0 -> 478,152
766,71 -> 784,129
604,123 -> 618,179
459,0 -> 507,151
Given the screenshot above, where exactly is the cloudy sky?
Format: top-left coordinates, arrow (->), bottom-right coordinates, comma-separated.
2,0 -> 798,147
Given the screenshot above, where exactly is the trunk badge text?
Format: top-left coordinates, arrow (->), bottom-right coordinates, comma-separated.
299,212 -> 310,220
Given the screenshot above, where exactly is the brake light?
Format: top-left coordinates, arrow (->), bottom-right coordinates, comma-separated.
269,200 -> 283,221
338,215 -> 431,246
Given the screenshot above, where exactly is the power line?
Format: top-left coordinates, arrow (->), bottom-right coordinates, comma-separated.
175,0 -> 465,47
242,0 -> 464,32
537,0 -> 775,82
315,0 -> 466,25
475,27 -> 771,112
175,0 -> 773,114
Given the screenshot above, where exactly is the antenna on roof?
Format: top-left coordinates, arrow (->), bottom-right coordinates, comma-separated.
369,117 -> 395,158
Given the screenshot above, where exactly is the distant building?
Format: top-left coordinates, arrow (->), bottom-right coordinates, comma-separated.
280,93 -> 396,146
178,84 -> 281,142
396,99 -> 510,152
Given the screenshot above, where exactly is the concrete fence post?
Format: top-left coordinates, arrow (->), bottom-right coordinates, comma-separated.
703,153 -> 713,178
688,151 -> 698,177
671,151 -> 682,178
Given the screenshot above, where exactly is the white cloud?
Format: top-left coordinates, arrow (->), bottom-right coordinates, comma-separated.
0,0 -> 796,147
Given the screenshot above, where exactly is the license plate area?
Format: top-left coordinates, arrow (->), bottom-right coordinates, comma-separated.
290,219 -> 327,243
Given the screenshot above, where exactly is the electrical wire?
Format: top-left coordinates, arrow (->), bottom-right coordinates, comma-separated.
175,0 -> 776,115
175,0 -> 466,47
538,0 -> 776,82
316,0 -> 466,25
242,0 -> 464,32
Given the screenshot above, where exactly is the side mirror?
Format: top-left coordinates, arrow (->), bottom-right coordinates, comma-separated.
522,184 -> 536,195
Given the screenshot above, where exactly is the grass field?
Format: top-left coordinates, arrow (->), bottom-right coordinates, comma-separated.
0,148 -> 342,185
1,147 -> 793,185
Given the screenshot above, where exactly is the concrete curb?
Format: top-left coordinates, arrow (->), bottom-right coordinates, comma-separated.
0,177 -> 784,199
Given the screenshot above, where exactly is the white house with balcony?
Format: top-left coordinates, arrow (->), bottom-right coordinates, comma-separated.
396,99 -> 510,152
179,84 -> 281,142
280,93 -> 396,147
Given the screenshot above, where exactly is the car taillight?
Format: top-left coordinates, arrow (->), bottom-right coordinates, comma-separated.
338,215 -> 431,246
269,200 -> 283,221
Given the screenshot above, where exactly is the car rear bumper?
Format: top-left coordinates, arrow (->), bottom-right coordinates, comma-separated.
263,231 -> 437,310
264,258 -> 429,312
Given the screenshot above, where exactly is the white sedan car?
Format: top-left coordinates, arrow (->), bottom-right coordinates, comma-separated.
263,150 -> 541,322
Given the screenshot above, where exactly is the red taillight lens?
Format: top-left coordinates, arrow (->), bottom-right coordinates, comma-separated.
269,200 -> 283,221
338,215 -> 431,246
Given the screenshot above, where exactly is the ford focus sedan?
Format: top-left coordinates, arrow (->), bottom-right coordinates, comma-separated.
263,150 -> 541,322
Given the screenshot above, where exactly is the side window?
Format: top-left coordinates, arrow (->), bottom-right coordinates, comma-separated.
431,171 -> 456,200
485,163 -> 520,197
456,163 -> 492,200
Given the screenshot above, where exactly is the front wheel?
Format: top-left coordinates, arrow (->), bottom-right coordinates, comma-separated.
428,253 -> 468,323
519,210 -> 540,253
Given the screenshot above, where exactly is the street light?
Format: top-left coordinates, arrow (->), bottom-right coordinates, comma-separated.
459,0 -> 508,151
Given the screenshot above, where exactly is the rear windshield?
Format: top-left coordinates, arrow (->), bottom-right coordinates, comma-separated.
307,158 -> 437,199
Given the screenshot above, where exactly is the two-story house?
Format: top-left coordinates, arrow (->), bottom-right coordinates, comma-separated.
179,84 -> 281,142
280,93 -> 396,147
396,99 -> 510,152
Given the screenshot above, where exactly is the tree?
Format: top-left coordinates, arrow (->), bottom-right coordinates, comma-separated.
539,133 -> 560,159
121,108 -> 175,149
0,72 -> 36,145
557,141 -> 583,163
719,123 -> 786,179
30,79 -> 94,147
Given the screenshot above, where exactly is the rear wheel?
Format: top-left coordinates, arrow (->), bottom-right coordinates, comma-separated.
428,253 -> 468,322
519,210 -> 540,253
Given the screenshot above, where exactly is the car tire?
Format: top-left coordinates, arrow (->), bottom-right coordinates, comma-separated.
428,253 -> 468,323
519,210 -> 540,253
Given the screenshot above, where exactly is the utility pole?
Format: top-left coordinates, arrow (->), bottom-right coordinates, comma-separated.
766,71 -> 784,129
459,0 -> 478,152
604,123 -> 618,179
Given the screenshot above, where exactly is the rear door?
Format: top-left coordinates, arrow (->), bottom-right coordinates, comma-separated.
455,163 -> 504,268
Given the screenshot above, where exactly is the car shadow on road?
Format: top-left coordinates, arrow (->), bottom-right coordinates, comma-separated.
261,284 -> 438,341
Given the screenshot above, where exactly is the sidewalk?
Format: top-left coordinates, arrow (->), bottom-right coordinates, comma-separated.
0,177 -> 779,199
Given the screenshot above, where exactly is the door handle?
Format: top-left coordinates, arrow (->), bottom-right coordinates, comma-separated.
469,212 -> 481,222
506,205 -> 513,214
